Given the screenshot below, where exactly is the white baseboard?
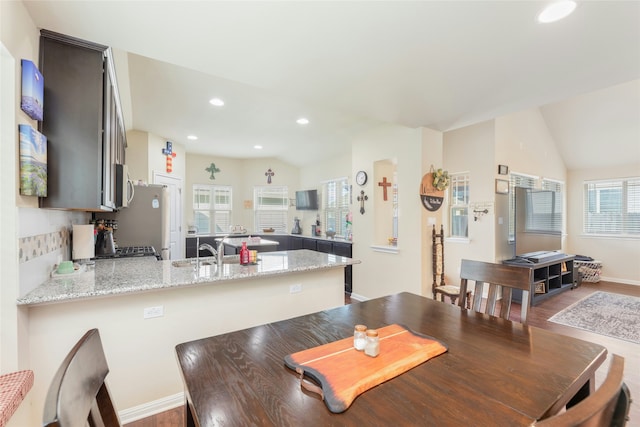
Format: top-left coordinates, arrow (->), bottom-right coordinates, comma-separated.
349,292 -> 368,302
599,276 -> 640,286
118,392 -> 184,424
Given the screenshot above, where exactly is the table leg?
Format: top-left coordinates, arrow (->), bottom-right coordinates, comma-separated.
566,374 -> 594,408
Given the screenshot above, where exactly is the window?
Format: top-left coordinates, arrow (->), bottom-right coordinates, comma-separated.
323,178 -> 350,237
449,173 -> 469,238
542,178 -> 563,194
193,185 -> 232,234
584,178 -> 640,236
254,186 -> 289,232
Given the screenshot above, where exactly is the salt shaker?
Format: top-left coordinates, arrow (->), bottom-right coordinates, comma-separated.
364,329 -> 380,357
353,324 -> 367,350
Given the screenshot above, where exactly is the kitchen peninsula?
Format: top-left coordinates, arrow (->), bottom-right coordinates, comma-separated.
186,232 -> 355,291
17,250 -> 358,425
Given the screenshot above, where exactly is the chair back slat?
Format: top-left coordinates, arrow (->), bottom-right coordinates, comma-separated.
459,259 -> 533,323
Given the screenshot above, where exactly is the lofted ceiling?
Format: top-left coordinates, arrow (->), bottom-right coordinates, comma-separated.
22,1 -> 640,169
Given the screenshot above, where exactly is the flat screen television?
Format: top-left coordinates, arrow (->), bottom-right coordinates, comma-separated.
514,187 -> 562,258
295,189 -> 319,210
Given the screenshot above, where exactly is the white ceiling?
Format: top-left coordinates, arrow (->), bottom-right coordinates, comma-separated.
22,1 -> 640,169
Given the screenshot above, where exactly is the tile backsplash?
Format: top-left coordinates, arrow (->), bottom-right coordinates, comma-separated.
18,229 -> 69,264
18,207 -> 89,295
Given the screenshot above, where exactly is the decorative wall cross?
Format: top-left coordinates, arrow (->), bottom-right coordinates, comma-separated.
206,163 -> 221,180
265,168 -> 275,184
378,177 -> 392,201
357,190 -> 368,214
162,141 -> 177,173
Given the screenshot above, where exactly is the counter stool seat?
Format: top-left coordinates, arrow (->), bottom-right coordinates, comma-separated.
0,370 -> 34,427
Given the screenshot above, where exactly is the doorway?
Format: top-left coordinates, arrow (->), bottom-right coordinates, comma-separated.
153,172 -> 183,259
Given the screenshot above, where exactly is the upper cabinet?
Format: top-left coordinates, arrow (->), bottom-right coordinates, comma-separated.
38,30 -> 126,211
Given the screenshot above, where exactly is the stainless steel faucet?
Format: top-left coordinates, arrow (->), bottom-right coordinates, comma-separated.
217,237 -> 225,266
195,237 -> 217,268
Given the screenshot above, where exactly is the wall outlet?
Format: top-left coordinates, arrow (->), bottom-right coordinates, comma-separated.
143,306 -> 164,319
289,284 -> 302,294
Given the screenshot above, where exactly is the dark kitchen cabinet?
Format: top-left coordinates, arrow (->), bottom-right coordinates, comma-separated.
310,239 -> 353,294
289,237 -> 303,250
258,234 -> 290,251
302,238 -> 317,251
316,240 -> 332,254
38,29 -> 126,211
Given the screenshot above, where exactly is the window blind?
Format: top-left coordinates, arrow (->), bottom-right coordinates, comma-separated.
449,173 -> 469,238
254,186 -> 288,232
323,179 -> 349,236
584,178 -> 640,235
193,185 -> 232,234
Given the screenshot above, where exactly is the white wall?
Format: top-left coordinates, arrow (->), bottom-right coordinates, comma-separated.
495,107 -> 568,258
0,3 -> 77,425
567,164 -> 640,284
0,41 -> 20,375
351,123 -> 424,299
298,152 -> 352,235
124,130 -> 149,183
495,109 -> 567,182
440,108 -> 570,283
442,120 -> 496,281
185,153 -> 300,233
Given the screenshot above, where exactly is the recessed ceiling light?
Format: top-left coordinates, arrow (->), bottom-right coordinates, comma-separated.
254,145 -> 263,150
209,98 -> 225,107
187,135 -> 198,140
537,1 -> 577,23
296,118 -> 309,125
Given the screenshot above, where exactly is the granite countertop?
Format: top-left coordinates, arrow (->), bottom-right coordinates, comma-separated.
17,250 -> 359,306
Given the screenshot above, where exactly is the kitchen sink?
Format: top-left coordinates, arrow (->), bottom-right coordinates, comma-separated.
222,255 -> 240,264
171,255 -> 241,268
172,260 -> 194,268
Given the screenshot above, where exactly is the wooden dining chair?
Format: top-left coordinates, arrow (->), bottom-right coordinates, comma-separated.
459,259 -> 533,323
535,354 -> 630,426
432,225 -> 471,308
43,328 -> 121,427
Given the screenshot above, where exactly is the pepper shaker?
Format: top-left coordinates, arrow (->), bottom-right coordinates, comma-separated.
364,329 -> 380,357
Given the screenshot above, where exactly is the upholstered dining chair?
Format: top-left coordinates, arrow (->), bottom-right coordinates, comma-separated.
43,328 -> 121,427
459,259 -> 533,323
534,354 -> 630,426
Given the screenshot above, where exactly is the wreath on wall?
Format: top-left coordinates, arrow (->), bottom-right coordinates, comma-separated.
432,168 -> 450,191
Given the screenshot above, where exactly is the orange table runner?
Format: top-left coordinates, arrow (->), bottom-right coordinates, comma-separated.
284,324 -> 448,413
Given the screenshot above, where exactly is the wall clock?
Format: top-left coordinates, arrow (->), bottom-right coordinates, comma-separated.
356,170 -> 368,186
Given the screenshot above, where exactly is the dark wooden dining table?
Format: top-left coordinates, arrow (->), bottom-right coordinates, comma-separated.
175,292 -> 607,426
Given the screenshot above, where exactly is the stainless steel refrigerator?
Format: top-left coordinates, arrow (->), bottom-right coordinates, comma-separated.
109,185 -> 170,259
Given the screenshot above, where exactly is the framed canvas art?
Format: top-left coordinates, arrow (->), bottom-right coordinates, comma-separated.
19,124 -> 48,196
21,59 -> 44,121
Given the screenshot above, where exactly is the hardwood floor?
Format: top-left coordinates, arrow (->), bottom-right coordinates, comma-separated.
124,281 -> 638,426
